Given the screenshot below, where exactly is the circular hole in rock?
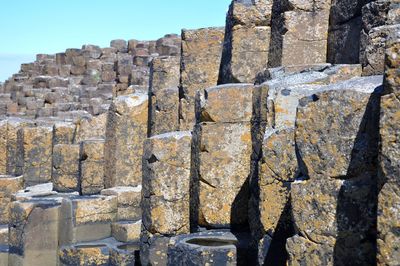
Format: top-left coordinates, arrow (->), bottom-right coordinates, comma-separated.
186,238 -> 236,247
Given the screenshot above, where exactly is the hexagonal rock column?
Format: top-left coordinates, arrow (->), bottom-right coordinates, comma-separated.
141,131 -> 192,266
52,144 -> 80,192
179,27 -> 224,131
17,126 -> 53,186
269,0 -> 331,67
148,56 -> 180,136
104,93 -> 148,188
8,199 -> 62,266
377,30 -> 400,266
360,3 -> 400,75
80,139 -> 105,195
327,0 -> 368,64
53,121 -> 76,145
0,175 -> 23,224
168,231 -> 238,266
249,65 -> 363,262
289,76 -> 383,265
193,84 -> 259,229
0,118 -> 33,175
219,0 -> 272,84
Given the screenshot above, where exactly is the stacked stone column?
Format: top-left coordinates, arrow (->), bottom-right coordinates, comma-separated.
219,0 -> 272,83
141,131 -> 192,265
148,56 -> 180,136
288,76 -> 383,265
192,84 -> 258,229
104,93 -> 148,187
360,1 -> 400,75
377,28 -> 400,265
179,27 -> 225,130
269,0 -> 331,67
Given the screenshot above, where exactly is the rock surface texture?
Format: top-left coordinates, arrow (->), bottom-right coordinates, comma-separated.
0,0 -> 398,265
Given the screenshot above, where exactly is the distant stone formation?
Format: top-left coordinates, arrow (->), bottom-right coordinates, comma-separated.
0,0 -> 398,265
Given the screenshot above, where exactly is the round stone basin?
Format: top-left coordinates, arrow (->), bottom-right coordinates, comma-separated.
117,243 -> 140,251
186,238 -> 237,247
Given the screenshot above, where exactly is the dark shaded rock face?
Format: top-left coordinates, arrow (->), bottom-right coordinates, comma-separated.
0,0 -> 398,265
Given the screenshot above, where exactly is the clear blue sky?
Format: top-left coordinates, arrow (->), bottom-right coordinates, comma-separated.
0,0 -> 231,82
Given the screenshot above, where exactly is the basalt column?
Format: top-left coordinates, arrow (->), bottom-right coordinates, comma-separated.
269,0 -> 331,67
219,0 -> 273,84
179,27 -> 224,131
377,29 -> 400,266
148,56 -> 180,136
289,76 -> 383,265
104,93 -> 148,187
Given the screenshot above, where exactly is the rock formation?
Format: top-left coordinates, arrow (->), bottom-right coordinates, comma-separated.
0,0 -> 398,265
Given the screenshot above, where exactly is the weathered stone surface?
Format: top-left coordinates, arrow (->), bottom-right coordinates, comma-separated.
12,183 -> 56,201
361,24 -> 400,76
75,113 -> 107,143
66,195 -> 117,243
53,122 -> 76,145
327,0 -> 369,64
148,56 -> 180,136
101,186 -> 142,221
378,64 -> 400,264
286,235 -> 334,266
59,243 -> 110,266
112,220 -> 141,242
105,93 -> 148,187
291,76 -> 383,265
140,231 -> 170,266
291,176 -> 377,265
0,175 -> 23,224
0,121 -> 7,174
149,87 -> 179,136
52,144 -> 79,193
110,39 -> 128,53
72,195 -> 117,225
269,0 -> 331,67
9,199 -> 61,266
179,27 -> 224,130
5,118 -> 33,176
17,126 -> 53,186
219,0 -> 272,83
377,182 -> 400,266
80,139 -> 105,195
197,84 -> 255,123
296,76 -> 383,179
193,122 -> 252,228
281,9 -> 330,66
383,28 -> 400,95
257,129 -> 296,236
142,131 -> 192,235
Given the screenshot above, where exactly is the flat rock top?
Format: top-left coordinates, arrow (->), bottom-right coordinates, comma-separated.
150,131 -> 192,140
102,185 -> 142,193
206,83 -> 254,93
322,75 -> 383,94
0,175 -> 22,180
